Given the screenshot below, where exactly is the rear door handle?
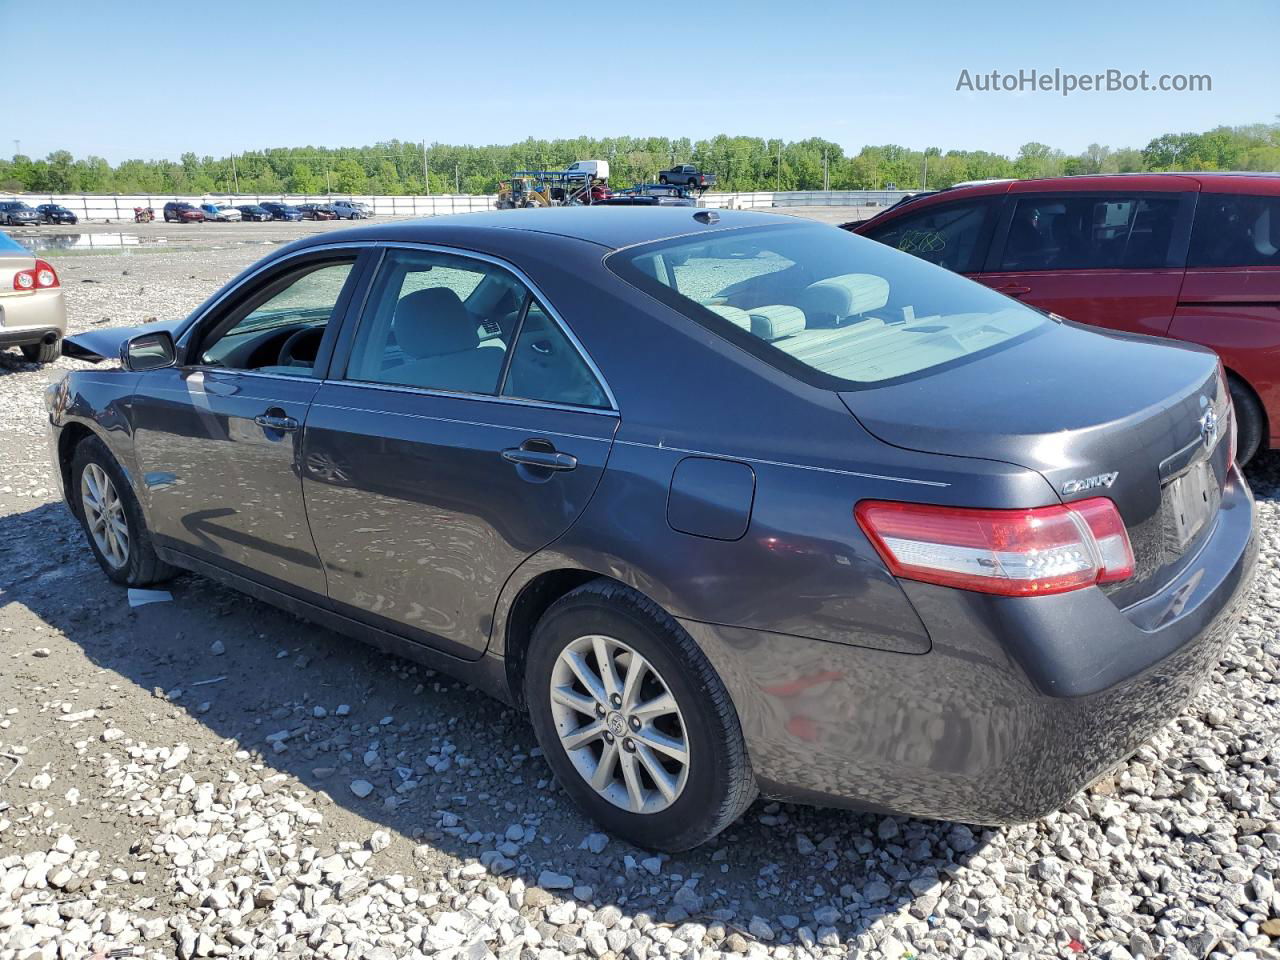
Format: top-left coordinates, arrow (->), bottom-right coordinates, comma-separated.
501,447 -> 578,471
994,284 -> 1032,297
254,413 -> 299,432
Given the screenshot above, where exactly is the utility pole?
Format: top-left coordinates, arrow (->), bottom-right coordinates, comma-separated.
422,140 -> 430,195
325,159 -> 331,195
776,145 -> 782,191
231,154 -> 239,194
455,163 -> 460,194
823,150 -> 829,191
12,139 -> 19,157
922,154 -> 928,190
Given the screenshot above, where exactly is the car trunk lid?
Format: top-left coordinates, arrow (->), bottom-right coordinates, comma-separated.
841,322 -> 1233,606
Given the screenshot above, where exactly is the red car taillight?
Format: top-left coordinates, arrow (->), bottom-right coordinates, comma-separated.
13,258 -> 59,291
855,497 -> 1134,596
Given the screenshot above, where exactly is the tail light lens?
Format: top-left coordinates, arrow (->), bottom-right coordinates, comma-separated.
855,498 -> 1135,597
13,259 -> 59,291
1217,360 -> 1238,466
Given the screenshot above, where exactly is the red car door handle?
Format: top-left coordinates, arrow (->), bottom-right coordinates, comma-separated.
994,284 -> 1032,297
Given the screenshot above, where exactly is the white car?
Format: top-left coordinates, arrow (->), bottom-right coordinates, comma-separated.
199,203 -> 243,222
331,200 -> 371,220
564,160 -> 610,182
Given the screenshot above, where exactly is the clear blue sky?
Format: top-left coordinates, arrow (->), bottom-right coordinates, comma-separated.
3,0 -> 1275,163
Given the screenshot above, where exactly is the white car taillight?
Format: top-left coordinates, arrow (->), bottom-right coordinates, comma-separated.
855,497 -> 1135,597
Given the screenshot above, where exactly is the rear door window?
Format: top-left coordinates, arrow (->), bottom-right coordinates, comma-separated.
862,199 -> 998,273
1189,193 -> 1280,267
998,195 -> 1181,271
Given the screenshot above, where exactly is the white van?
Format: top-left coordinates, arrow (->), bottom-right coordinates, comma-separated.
564,160 -> 610,182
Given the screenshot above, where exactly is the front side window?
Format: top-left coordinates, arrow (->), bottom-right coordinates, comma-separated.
999,195 -> 1181,271
607,223 -> 1047,387
864,199 -> 996,273
344,248 -> 609,406
196,259 -> 355,374
1189,193 -> 1280,268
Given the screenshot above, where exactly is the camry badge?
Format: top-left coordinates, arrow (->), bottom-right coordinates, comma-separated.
1200,408 -> 1219,450
1062,472 -> 1119,495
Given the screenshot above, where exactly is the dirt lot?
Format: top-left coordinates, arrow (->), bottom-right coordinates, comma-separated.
2,219 -> 1279,960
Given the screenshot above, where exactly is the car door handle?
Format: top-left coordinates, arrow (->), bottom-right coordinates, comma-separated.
994,284 -> 1032,297
254,413 -> 299,432
501,447 -> 578,471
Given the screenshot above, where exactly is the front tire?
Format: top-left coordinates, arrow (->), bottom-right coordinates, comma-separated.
21,338 -> 60,363
1229,375 -> 1266,466
525,580 -> 757,851
71,437 -> 176,586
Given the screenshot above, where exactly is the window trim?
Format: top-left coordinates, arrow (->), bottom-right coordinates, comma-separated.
983,190 -> 1195,273
328,241 -> 618,413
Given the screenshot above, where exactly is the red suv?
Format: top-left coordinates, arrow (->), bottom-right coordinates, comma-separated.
850,174 -> 1280,463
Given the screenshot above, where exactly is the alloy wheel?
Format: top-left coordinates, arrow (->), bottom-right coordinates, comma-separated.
548,634 -> 690,814
81,463 -> 129,568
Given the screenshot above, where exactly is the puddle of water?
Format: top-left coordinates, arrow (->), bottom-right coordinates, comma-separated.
12,232 -> 142,253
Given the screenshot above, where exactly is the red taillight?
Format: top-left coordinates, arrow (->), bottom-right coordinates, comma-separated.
855,497 -> 1135,597
13,258 -> 59,291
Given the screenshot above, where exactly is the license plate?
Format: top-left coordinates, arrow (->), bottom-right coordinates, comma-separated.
1166,459 -> 1218,550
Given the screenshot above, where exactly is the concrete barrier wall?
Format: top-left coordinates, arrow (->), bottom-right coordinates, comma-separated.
6,190 -> 917,223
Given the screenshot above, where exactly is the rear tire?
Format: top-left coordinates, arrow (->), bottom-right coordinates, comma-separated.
21,339 -> 60,364
71,436 -> 177,586
524,580 -> 757,851
1229,375 -> 1265,466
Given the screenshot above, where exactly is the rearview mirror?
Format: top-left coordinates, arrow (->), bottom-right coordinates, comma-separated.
121,331 -> 177,371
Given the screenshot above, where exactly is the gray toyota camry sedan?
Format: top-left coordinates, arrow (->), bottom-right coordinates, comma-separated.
46,208 -> 1256,851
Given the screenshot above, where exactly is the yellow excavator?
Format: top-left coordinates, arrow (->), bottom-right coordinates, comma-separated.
496,175 -> 553,209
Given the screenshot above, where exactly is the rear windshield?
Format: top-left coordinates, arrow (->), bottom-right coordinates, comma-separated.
606,223 -> 1047,388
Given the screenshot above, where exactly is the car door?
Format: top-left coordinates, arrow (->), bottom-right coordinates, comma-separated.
858,196 -> 1002,277
129,247 -> 371,597
301,244 -> 618,660
974,189 -> 1193,337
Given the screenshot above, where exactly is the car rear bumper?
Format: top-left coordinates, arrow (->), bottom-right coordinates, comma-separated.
0,290 -> 67,345
680,468 -> 1256,824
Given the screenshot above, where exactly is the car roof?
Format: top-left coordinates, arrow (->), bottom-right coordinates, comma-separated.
914,171 -> 1280,201
294,207 -> 796,251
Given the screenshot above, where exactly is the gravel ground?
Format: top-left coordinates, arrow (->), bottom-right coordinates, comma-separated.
2,230 -> 1279,960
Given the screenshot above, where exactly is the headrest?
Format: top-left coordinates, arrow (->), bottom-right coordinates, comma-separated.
393,288 -> 475,359
704,304 -> 752,332
746,304 -> 805,342
803,274 -> 890,320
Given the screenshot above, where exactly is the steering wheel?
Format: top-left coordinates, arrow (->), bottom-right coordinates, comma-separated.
278,327 -> 325,368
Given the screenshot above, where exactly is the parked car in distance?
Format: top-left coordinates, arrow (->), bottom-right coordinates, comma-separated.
851,172 -> 1280,464
36,204 -> 78,225
51,209 -> 1255,851
199,203 -> 242,222
162,202 -> 206,223
603,185 -> 695,207
259,202 -> 303,222
0,230 -> 65,362
298,203 -> 338,221
658,164 -> 716,189
236,204 -> 272,222
564,160 -> 610,182
330,200 -> 371,220
0,201 -> 41,225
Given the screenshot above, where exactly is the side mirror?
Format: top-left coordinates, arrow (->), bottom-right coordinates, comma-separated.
121,331 -> 177,371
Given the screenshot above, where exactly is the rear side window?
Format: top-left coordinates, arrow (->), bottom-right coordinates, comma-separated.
1189,193 -> 1280,268
998,195 -> 1181,271
863,199 -> 996,273
502,304 -> 610,408
607,223 -> 1046,388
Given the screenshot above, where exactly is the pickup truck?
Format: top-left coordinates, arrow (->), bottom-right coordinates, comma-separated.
658,164 -> 716,189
